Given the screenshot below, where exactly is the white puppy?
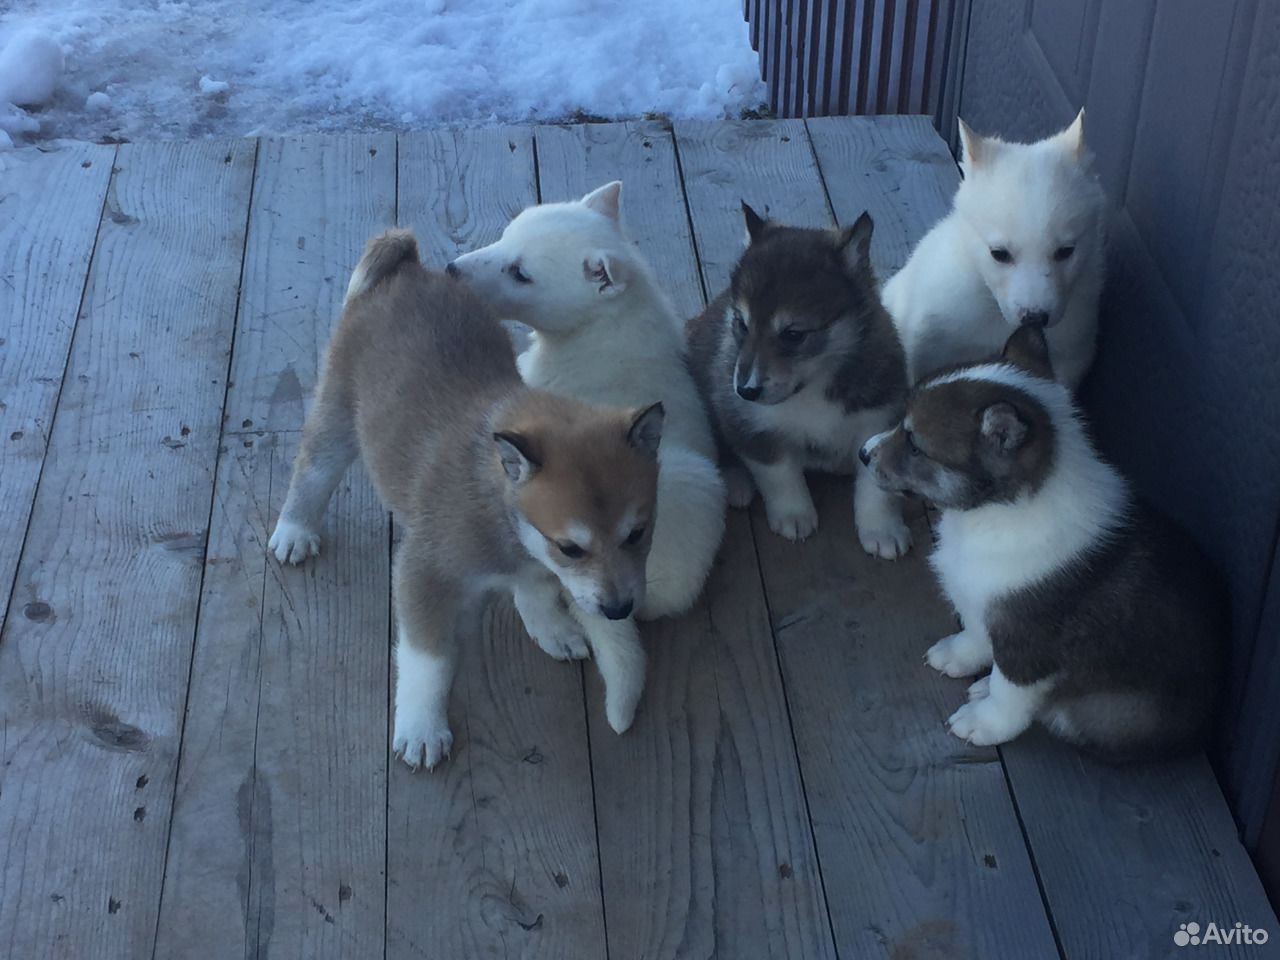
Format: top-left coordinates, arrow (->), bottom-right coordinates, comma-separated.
883,111 -> 1107,390
449,182 -> 726,620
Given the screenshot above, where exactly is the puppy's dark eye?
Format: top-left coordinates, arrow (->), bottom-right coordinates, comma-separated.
905,431 -> 922,456
507,263 -> 533,284
1053,245 -> 1075,262
732,309 -> 747,333
778,327 -> 809,345
990,248 -> 1013,264
624,526 -> 645,546
557,542 -> 585,559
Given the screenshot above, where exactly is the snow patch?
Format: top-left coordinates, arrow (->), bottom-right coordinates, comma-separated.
198,75 -> 229,96
0,29 -> 62,106
0,0 -> 765,145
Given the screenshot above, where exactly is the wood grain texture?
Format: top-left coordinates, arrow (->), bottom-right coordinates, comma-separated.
540,120 -> 836,960
677,116 -> 1059,959
223,134 -> 397,435
152,436 -> 271,959
0,138 -> 256,960
757,485 -> 1060,960
398,125 -> 538,266
157,135 -> 397,959
1005,732 -> 1277,960
806,114 -> 959,278
247,432 -> 390,960
0,143 -> 114,628
389,126 -> 607,960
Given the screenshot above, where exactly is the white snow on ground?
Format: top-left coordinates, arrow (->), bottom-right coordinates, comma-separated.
0,0 -> 766,148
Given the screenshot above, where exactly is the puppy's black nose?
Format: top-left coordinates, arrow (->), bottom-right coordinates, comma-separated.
444,261 -> 460,278
736,382 -> 762,402
858,446 -> 871,466
1020,310 -> 1049,327
599,599 -> 634,621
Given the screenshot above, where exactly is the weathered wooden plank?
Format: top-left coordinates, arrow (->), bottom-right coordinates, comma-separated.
251,432 -> 390,959
398,126 -> 538,267
388,126 -> 607,960
676,117 -> 1061,958
0,143 -> 114,628
812,115 -> 1278,957
223,134 -> 397,434
157,134 -> 397,959
806,114 -> 959,278
1004,732 -> 1278,959
537,121 -> 836,959
152,434 -> 270,959
0,138 -> 256,960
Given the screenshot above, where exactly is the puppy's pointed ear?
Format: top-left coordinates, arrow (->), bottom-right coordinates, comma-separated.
493,431 -> 541,485
958,118 -> 988,172
584,251 -> 628,297
742,201 -> 770,245
1002,324 -> 1055,381
1056,108 -> 1092,166
835,211 -> 874,272
625,402 -> 665,459
980,402 -> 1029,454
582,181 -> 622,222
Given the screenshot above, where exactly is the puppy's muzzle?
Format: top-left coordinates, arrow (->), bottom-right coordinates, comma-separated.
444,261 -> 461,278
1019,309 -> 1049,328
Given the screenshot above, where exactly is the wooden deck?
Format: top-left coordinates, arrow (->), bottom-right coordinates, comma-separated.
1,117 -> 1276,960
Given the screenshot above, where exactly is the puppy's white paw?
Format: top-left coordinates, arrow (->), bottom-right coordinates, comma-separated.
724,465 -> 756,510
269,516 -> 320,565
765,496 -> 819,542
393,710 -> 453,771
947,698 -> 1023,747
856,511 -> 913,560
925,631 -> 992,678
533,625 -> 590,661
967,675 -> 992,702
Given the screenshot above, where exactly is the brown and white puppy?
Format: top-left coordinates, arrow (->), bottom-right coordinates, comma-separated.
686,204 -> 911,557
269,230 -> 664,769
860,325 -> 1225,759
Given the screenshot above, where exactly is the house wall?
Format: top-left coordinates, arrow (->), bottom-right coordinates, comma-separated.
952,0 -> 1280,890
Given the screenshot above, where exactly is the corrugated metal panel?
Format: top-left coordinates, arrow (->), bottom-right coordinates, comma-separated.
743,0 -> 959,120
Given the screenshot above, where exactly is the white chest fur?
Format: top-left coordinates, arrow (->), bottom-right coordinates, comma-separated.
748,386 -> 895,472
931,439 -> 1128,631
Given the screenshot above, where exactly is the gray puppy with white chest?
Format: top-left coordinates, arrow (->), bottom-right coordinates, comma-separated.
686,204 -> 911,557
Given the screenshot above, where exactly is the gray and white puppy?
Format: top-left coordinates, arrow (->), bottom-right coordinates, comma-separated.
860,325 -> 1225,759
686,204 -> 911,557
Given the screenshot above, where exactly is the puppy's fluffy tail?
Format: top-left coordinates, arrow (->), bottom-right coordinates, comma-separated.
346,229 -> 420,303
637,447 -> 727,620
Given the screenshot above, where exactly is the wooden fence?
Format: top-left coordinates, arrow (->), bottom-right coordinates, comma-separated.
744,0 -> 964,125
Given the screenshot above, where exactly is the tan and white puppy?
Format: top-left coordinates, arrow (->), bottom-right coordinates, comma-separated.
269,229 -> 664,769
447,181 -> 726,620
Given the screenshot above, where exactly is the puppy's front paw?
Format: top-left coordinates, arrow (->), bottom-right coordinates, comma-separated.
947,698 -> 1024,747
533,625 -> 590,661
856,512 -> 913,560
269,516 -> 320,565
925,631 -> 992,678
765,496 -> 819,542
393,710 -> 454,771
967,675 -> 991,701
724,465 -> 756,509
